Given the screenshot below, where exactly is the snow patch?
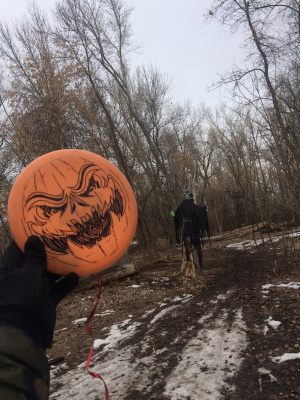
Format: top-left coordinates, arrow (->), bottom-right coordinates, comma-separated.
50,363 -> 68,379
96,309 -> 115,316
150,304 -> 180,324
72,317 -> 87,324
55,327 -> 67,333
271,352 -> 300,363
51,294 -> 248,400
266,316 -> 281,330
72,310 -> 115,324
258,367 -> 277,382
94,318 -> 140,351
163,309 -> 247,400
227,230 -> 300,250
262,282 -> 300,292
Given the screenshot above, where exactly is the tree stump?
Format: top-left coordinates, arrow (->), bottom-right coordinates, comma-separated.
180,236 -> 202,278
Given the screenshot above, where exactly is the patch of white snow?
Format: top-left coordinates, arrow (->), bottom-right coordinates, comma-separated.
163,309 -> 247,400
271,352 -> 300,363
72,317 -> 87,324
150,304 -> 180,324
258,368 -> 277,382
265,316 -> 281,330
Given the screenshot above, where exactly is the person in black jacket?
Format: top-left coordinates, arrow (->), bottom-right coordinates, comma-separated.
174,191 -> 201,248
174,191 -> 210,275
0,236 -> 79,399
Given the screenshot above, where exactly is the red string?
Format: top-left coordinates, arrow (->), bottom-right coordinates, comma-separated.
85,274 -> 109,400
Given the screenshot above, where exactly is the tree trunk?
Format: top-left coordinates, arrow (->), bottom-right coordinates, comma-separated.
180,237 -> 202,278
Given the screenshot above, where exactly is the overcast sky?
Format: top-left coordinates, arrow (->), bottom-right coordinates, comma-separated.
0,0 -> 246,108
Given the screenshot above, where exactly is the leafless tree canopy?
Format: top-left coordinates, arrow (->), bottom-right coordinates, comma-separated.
0,0 -> 300,253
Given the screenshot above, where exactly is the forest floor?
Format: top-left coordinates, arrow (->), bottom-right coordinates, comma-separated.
48,227 -> 300,400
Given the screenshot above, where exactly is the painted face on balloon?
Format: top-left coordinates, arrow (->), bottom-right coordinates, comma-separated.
23,160 -> 128,263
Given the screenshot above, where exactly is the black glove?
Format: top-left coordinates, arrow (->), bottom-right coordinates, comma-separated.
0,236 -> 79,349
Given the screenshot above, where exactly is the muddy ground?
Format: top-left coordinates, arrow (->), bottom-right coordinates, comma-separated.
48,231 -> 300,399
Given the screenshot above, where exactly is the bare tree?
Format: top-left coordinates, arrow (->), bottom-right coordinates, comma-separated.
209,1 -> 300,160
54,0 -> 192,246
0,7 -> 87,163
208,0 -> 300,221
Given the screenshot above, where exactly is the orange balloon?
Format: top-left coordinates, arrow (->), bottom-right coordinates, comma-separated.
8,149 -> 138,276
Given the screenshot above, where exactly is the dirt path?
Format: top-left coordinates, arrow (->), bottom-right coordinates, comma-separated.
49,239 -> 300,399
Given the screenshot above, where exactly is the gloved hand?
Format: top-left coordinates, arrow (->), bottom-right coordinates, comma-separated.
0,236 -> 79,349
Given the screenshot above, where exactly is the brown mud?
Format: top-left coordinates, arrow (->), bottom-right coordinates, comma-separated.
49,232 -> 300,399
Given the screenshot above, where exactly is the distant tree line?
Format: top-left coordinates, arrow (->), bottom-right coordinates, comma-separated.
0,0 -> 300,253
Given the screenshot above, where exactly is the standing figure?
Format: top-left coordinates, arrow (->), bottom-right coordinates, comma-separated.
174,191 -> 209,277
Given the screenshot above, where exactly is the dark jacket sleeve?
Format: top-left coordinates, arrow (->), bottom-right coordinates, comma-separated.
0,326 -> 49,400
